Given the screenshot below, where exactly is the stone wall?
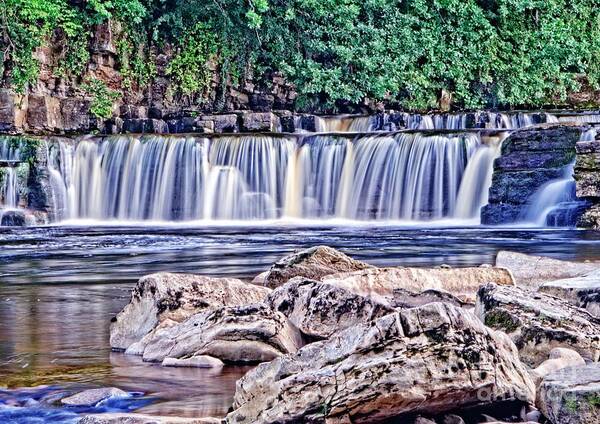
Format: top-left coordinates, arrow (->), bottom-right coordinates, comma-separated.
575,136 -> 600,228
481,123 -> 585,225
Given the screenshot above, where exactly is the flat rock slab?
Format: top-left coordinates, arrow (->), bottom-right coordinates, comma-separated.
476,283 -> 600,366
321,266 -> 514,304
62,387 -> 129,407
539,270 -> 600,317
78,413 -> 221,423
262,246 -> 373,289
110,273 -> 271,350
537,363 -> 600,424
141,303 -> 303,365
161,355 -> 224,368
227,303 -> 535,424
496,251 -> 599,287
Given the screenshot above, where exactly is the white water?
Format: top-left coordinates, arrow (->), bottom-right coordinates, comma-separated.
1,167 -> 18,208
47,132 -> 501,223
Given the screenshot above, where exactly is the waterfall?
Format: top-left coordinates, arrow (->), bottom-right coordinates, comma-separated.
522,164 -> 577,226
314,116 -> 374,132
1,167 -> 18,208
44,131 -> 501,223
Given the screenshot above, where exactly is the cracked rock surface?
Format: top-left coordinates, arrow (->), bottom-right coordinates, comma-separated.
226,303 -> 535,424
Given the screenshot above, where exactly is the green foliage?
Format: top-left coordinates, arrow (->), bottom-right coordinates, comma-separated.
81,78 -> 120,119
1,0 -> 600,111
165,23 -> 218,98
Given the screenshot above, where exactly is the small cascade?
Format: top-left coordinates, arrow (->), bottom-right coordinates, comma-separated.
313,116 -> 374,132
1,167 -> 18,208
522,164 -> 578,226
0,138 -> 22,212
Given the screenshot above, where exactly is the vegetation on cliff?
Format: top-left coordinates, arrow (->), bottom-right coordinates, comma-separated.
1,0 -> 599,112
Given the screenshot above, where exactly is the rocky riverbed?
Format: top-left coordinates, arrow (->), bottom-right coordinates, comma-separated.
23,246 -> 591,424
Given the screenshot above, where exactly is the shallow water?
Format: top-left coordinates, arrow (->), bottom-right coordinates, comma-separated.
2,223 -> 600,420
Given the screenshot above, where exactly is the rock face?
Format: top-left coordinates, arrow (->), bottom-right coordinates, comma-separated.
109,273 -> 271,351
475,283 -> 600,366
61,387 -> 129,406
537,363 -> 600,424
267,277 -> 394,339
227,303 -> 535,424
139,304 -> 303,364
261,246 -> 373,289
575,138 -> 600,229
539,270 -> 600,317
320,266 -> 515,304
495,250 -> 600,287
481,123 -> 584,225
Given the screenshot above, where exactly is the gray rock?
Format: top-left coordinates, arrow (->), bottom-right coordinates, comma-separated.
537,363 -> 600,424
61,387 -> 129,407
0,210 -> 26,226
110,273 -> 271,351
141,303 -> 303,364
241,112 -> 279,132
261,246 -> 373,289
78,414 -> 221,423
267,277 -> 394,339
442,414 -> 465,424
161,355 -> 224,368
226,303 -> 535,424
496,251 -> 599,288
475,283 -> 600,366
539,270 -> 600,317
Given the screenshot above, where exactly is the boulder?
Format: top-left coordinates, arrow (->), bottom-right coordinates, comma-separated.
140,304 -> 303,364
0,210 -> 27,226
61,387 -> 129,407
321,266 -> 514,304
227,303 -> 535,424
110,273 -> 271,351
495,251 -> 599,287
78,414 -> 220,424
530,348 -> 586,387
267,277 -> 394,339
475,283 -> 600,366
537,363 -> 600,424
261,246 -> 373,289
539,270 -> 600,317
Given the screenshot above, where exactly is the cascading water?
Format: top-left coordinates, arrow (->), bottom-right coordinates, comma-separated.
47,131 -> 499,223
0,138 -> 21,211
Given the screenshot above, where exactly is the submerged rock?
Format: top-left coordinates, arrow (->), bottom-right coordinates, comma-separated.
537,363 -> 600,424
321,266 -> 514,304
539,270 -> 600,317
267,277 -> 394,339
110,273 -> 271,350
140,304 -> 303,364
261,246 -> 373,289
61,387 -> 129,407
495,251 -> 599,287
475,283 -> 600,366
227,303 -> 535,424
78,413 -> 220,423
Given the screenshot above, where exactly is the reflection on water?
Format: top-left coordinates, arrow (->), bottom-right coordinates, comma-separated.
2,223 -> 600,418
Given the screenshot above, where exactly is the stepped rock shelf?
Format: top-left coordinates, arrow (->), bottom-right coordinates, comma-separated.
62,246 -> 599,424
1,109 -> 599,228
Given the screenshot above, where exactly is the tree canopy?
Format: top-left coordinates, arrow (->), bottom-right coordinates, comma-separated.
1,0 -> 599,111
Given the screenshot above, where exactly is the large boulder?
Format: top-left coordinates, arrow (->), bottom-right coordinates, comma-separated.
140,304 -> 303,365
226,303 -> 535,424
539,270 -> 600,317
537,363 -> 600,424
475,283 -> 600,366
321,266 -> 515,304
496,251 -> 599,287
267,277 -> 394,339
110,273 -> 271,351
261,246 -> 373,289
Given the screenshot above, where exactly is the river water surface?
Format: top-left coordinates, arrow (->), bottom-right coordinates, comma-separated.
2,222 -> 600,421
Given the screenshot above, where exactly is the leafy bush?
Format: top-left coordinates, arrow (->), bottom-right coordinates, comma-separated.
81,78 -> 120,119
